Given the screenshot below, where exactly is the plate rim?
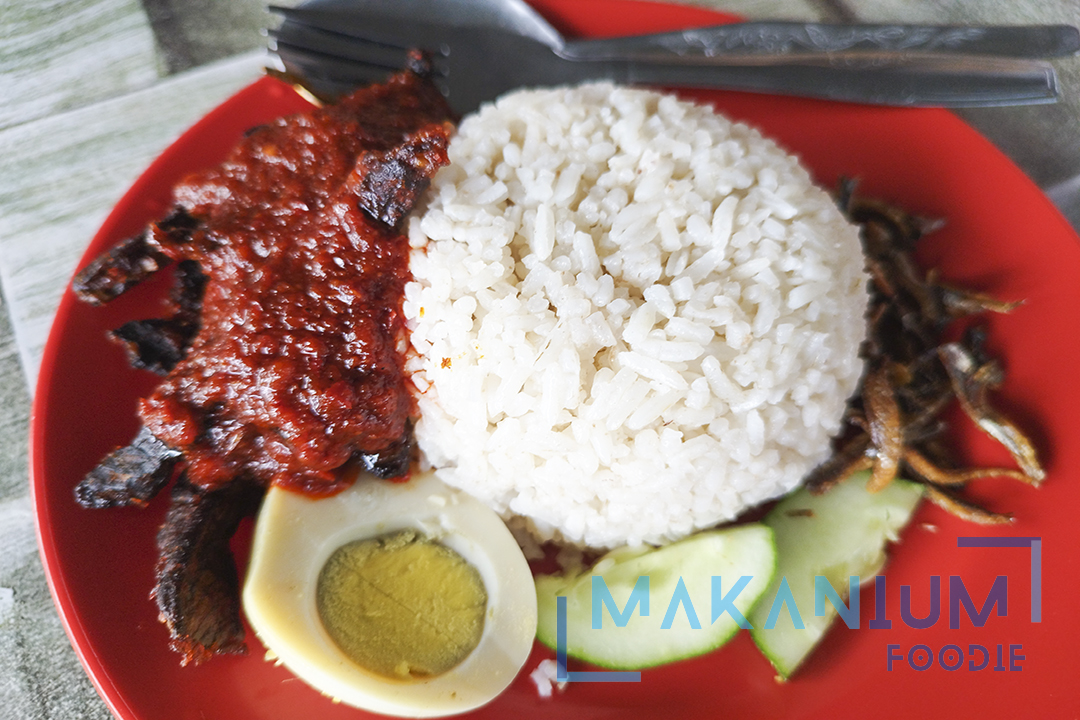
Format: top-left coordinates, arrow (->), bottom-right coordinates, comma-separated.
28,1 -> 1080,718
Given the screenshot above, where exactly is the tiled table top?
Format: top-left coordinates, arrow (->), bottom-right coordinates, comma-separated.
1,1 -> 1077,717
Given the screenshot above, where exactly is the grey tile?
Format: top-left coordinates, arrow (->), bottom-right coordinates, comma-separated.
0,300 -> 30,504
140,0 -> 274,72
0,51 -> 265,390
0,544 -> 112,720
0,0 -> 162,131
0,291 -> 104,719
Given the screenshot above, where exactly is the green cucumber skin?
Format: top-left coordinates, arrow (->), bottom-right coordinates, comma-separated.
536,524 -> 777,670
749,471 -> 923,679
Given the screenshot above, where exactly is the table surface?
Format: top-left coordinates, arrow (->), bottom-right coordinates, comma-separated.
2,0 -> 1079,718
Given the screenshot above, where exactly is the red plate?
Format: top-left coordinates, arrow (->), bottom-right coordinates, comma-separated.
31,1 -> 1080,718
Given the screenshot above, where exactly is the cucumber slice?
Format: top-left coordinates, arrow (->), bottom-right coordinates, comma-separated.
535,524 -> 776,670
749,470 -> 923,679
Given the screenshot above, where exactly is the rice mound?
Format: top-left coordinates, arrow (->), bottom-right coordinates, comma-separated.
403,83 -> 869,548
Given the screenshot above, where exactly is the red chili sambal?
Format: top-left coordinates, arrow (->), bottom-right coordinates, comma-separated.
137,67 -> 454,495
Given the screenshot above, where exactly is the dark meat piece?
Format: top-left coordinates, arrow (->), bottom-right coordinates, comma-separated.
151,474 -> 263,666
72,233 -> 171,306
72,208 -> 198,304
150,206 -> 202,251
357,420 -> 415,479
74,426 -> 182,508
110,260 -> 207,375
353,124 -> 452,230
111,320 -> 192,376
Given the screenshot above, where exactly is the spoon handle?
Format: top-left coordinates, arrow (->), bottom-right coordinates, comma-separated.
558,22 -> 1080,62
605,53 -> 1060,108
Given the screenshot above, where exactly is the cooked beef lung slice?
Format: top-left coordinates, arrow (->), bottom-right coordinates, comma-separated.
74,426 -> 182,508
71,208 -> 199,305
151,474 -> 263,666
110,260 -> 206,374
358,420 -> 415,479
353,124 -> 452,230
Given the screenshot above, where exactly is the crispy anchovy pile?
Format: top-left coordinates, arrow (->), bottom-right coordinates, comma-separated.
805,180 -> 1045,523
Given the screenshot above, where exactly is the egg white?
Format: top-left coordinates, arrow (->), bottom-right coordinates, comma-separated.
242,469 -> 538,718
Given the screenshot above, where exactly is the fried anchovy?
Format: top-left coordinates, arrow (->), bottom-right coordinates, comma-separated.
110,260 -> 206,374
74,426 -> 182,508
937,341 -> 1046,483
806,434 -> 873,494
811,186 -> 1042,522
864,361 -> 903,492
902,446 -> 1032,487
932,276 -> 1024,318
151,474 -> 263,666
923,485 -> 1013,525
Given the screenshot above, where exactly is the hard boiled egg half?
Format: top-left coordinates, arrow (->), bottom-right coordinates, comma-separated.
243,469 -> 538,717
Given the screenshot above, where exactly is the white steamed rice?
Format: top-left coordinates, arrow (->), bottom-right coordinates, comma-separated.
403,83 -> 869,548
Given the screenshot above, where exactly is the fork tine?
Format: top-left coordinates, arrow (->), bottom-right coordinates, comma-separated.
269,6 -> 447,56
269,22 -> 411,72
273,42 -> 398,90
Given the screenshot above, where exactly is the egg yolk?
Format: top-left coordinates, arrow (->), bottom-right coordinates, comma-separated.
316,530 -> 488,679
